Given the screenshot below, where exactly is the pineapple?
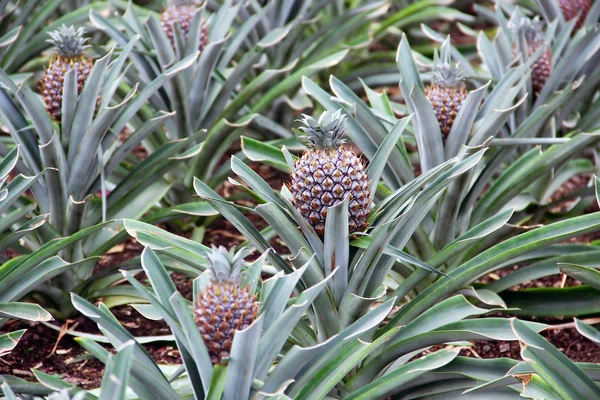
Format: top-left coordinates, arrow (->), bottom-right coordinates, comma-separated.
41,25 -> 92,121
559,0 -> 591,30
425,59 -> 467,140
290,110 -> 371,236
525,23 -> 551,94
194,246 -> 259,365
161,0 -> 209,51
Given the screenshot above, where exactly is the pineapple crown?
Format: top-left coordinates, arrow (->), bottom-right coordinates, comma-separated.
207,245 -> 250,283
297,109 -> 348,150
47,24 -> 89,58
508,13 -> 545,46
525,18 -> 545,44
431,58 -> 464,89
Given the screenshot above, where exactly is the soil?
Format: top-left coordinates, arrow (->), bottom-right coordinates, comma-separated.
459,327 -> 600,363
0,307 -> 181,390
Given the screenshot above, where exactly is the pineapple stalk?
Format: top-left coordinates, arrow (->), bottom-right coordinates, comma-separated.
290,110 -> 371,236
195,246 -> 259,365
41,25 -> 92,121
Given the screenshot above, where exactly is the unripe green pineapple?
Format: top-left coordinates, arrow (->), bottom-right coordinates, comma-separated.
194,246 -> 259,365
290,110 -> 371,236
41,25 -> 92,121
425,60 -> 467,140
559,0 -> 591,30
161,0 -> 209,51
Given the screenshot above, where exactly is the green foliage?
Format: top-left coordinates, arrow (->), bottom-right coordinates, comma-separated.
0,1 -> 599,399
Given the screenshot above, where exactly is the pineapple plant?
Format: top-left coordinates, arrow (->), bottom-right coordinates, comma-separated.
194,246 -> 259,364
559,0 -> 591,29
41,24 -> 92,121
290,110 -> 370,236
425,56 -> 467,140
161,0 -> 209,51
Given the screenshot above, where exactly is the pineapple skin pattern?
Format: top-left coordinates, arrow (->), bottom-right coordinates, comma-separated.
425,57 -> 467,140
426,83 -> 467,139
161,2 -> 209,51
41,25 -> 92,121
194,246 -> 259,365
291,110 -> 370,236
529,44 -> 551,94
559,0 -> 591,29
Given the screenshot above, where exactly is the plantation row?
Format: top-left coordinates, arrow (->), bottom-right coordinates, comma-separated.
1,1 -> 600,399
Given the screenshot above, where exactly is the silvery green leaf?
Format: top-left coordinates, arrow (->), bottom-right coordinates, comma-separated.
445,82 -> 489,159
1,382 -> 19,400
194,177 -> 292,275
403,81 -> 444,172
103,111 -> 174,180
224,317 -> 264,400
232,156 -> 287,208
263,297 -> 394,393
170,292 -> 213,395
112,51 -> 197,138
302,76 -> 378,162
257,268 -> 337,384
365,115 -> 412,201
324,196 -> 349,306
346,348 -> 460,400
75,336 -> 173,400
218,6 -> 269,69
574,318 -> 600,345
260,261 -> 309,331
0,302 -> 52,321
67,50 -> 114,165
100,340 -> 134,400
60,67 -> 77,147
101,35 -> 141,110
189,37 -> 228,123
512,319 -> 600,399
0,69 -> 53,143
209,0 -> 241,42
71,295 -> 180,400
0,214 -> 47,254
339,288 -> 386,331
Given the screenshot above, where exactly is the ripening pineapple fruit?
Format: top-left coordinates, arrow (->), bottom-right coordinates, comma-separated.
290,110 -> 371,236
559,0 -> 591,30
161,0 -> 209,51
525,23 -> 551,94
425,60 -> 467,140
195,246 -> 259,365
41,25 -> 92,121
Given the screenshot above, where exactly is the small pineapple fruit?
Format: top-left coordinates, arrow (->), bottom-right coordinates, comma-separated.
526,23 -> 551,94
290,110 -> 371,236
161,0 -> 209,51
195,246 -> 259,365
41,25 -> 92,121
425,59 -> 467,140
559,0 -> 591,30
